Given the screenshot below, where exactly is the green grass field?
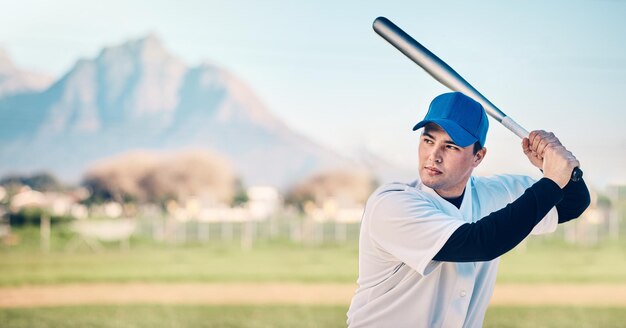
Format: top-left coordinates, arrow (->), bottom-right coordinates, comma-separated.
1,305 -> 625,328
2,226 -> 626,327
0,230 -> 360,286
2,226 -> 626,286
497,238 -> 626,284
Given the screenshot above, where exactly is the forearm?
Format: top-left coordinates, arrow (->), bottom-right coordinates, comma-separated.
556,177 -> 591,223
433,178 -> 563,262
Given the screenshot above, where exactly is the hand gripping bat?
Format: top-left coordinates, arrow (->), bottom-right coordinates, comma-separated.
373,16 -> 582,182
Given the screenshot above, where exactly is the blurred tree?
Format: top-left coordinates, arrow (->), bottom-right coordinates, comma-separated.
82,151 -> 158,204
0,172 -> 64,192
82,150 -> 237,205
140,150 -> 236,204
231,179 -> 249,207
285,169 -> 377,210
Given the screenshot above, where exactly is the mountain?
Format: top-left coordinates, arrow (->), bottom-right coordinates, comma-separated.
0,48 -> 54,97
0,35 -> 370,188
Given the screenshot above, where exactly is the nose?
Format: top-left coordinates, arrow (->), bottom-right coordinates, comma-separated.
428,147 -> 443,164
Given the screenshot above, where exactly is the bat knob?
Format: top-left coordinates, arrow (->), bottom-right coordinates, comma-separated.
571,167 -> 583,182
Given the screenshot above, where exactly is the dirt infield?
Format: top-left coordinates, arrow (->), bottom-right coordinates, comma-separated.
1,283 -> 625,308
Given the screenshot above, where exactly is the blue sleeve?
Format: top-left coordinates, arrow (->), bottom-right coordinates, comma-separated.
556,177 -> 591,223
433,178 -> 566,262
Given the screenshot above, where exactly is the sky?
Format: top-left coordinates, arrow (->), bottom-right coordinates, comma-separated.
1,0 -> 625,189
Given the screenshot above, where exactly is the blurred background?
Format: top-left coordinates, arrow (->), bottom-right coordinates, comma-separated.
1,1 -> 625,327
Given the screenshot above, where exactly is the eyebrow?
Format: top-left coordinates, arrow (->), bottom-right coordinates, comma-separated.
422,132 -> 458,146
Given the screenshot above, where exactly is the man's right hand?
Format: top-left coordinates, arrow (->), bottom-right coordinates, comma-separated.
541,143 -> 580,188
523,130 -> 580,188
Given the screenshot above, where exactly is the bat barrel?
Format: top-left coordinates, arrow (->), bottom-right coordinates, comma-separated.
373,17 -> 508,123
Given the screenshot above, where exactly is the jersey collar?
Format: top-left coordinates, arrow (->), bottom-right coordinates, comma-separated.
418,177 -> 474,223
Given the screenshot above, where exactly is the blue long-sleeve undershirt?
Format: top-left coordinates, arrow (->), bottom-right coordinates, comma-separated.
432,177 -> 590,262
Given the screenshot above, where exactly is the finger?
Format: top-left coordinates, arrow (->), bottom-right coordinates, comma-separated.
530,134 -> 545,155
522,138 -> 531,154
530,131 -> 548,152
547,132 -> 559,145
529,130 -> 544,150
533,136 -> 551,159
537,139 -> 559,158
540,133 -> 560,150
529,131 -> 541,149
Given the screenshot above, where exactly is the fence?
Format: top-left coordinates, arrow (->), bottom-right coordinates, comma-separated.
4,199 -> 625,252
137,212 -> 363,249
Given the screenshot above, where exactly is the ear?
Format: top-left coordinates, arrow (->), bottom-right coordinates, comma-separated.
472,147 -> 487,168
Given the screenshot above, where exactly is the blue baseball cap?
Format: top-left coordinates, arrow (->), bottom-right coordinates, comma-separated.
412,92 -> 489,147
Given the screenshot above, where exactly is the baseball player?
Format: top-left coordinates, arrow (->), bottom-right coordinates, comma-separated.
346,92 -> 590,327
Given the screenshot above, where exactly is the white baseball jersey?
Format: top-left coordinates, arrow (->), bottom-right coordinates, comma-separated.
347,174 -> 558,328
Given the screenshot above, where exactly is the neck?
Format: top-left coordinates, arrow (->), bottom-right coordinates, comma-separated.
435,187 -> 465,199
441,188 -> 465,209
434,178 -> 470,199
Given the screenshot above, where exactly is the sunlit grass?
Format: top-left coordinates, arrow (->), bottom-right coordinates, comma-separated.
2,226 -> 625,286
0,226 -> 359,286
497,237 -> 626,284
484,306 -> 626,328
1,305 -> 625,328
0,305 -> 348,328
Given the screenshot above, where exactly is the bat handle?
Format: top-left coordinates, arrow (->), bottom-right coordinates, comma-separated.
501,116 -> 529,139
501,116 -> 583,182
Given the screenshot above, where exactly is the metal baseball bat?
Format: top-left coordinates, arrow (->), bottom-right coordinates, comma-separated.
372,16 -> 582,182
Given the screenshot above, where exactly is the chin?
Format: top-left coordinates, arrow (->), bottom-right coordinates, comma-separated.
419,174 -> 442,190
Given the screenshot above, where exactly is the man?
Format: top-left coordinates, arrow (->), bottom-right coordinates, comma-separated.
346,92 -> 590,327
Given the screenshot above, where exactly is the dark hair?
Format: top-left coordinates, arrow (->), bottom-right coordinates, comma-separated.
473,141 -> 483,155
424,123 -> 484,154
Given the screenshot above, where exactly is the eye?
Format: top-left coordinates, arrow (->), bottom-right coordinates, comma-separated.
422,138 -> 433,144
446,145 -> 460,151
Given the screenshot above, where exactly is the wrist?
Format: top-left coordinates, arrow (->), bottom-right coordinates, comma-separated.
542,174 -> 566,189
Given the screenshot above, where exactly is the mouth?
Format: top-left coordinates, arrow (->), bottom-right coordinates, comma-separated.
424,166 -> 443,175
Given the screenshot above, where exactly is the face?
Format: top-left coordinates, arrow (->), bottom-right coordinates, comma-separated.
418,124 -> 486,198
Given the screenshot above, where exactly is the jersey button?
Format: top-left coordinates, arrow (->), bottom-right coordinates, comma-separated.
460,290 -> 467,297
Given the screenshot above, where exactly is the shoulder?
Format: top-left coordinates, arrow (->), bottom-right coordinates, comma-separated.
369,180 -> 428,203
365,181 -> 436,217
472,174 -> 540,203
473,174 -> 537,190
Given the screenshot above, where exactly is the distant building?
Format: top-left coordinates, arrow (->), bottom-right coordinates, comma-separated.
246,186 -> 280,221
302,197 -> 364,224
9,186 -> 90,220
10,187 -> 47,211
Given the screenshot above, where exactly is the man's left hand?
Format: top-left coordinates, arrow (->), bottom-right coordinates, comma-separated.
522,130 -> 562,170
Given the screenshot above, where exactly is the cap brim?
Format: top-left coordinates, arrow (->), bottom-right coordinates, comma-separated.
412,119 -> 478,148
